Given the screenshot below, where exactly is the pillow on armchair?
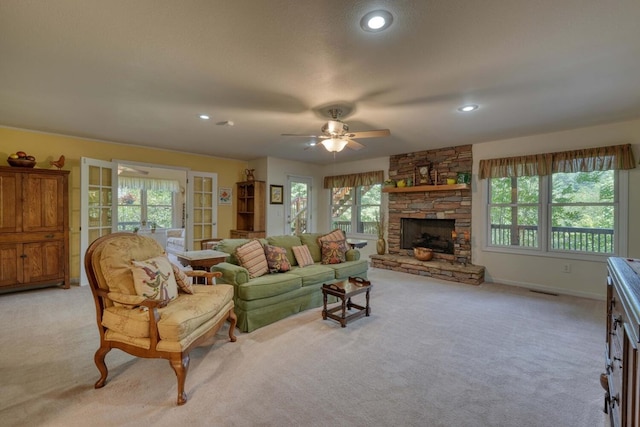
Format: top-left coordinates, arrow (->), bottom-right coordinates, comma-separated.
131,255 -> 179,301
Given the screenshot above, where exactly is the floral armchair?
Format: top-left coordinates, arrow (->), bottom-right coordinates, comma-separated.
84,232 -> 237,405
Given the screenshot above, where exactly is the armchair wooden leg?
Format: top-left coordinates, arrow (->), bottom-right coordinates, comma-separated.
228,309 -> 237,342
94,346 -> 111,389
170,354 -> 190,405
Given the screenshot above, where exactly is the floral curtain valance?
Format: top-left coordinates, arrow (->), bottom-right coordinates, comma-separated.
479,144 -> 636,179
323,170 -> 384,189
118,176 -> 180,192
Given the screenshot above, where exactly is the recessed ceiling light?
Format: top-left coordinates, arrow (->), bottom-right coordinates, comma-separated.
199,114 -> 210,120
360,10 -> 393,32
457,105 -> 479,112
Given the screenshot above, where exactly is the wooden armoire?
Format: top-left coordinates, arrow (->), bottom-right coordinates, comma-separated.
0,166 -> 70,292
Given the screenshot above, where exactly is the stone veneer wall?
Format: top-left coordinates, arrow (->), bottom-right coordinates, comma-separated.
388,145 -> 473,264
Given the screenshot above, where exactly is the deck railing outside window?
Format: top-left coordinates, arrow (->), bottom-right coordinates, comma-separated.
490,224 -> 614,253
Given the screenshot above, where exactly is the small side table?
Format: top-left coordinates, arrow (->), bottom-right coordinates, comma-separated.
176,250 -> 229,271
322,277 -> 372,327
346,239 -> 367,249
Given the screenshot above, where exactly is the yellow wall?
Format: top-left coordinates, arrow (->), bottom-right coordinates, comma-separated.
0,126 -> 248,282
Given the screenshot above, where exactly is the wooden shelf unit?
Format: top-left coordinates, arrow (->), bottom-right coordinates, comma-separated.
382,183 -> 470,193
230,180 -> 265,239
0,166 -> 70,292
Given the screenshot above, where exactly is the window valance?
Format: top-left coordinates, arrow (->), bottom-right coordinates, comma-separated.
479,144 -> 636,179
118,177 -> 180,192
323,170 -> 384,189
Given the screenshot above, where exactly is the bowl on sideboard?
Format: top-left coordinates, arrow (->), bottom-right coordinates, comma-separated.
7,157 -> 36,168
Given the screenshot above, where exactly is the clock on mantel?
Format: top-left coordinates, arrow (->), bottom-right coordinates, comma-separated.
417,164 -> 432,185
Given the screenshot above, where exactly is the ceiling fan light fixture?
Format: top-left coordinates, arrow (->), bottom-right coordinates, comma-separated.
361,10 -> 393,32
199,114 -> 210,120
321,138 -> 349,153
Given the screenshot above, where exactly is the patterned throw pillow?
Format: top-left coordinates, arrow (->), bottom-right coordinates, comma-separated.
292,245 -> 315,268
236,239 -> 269,278
264,244 -> 291,273
131,255 -> 179,301
171,262 -> 193,294
318,229 -> 346,244
321,239 -> 348,264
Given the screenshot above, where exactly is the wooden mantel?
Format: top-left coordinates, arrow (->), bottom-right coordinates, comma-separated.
382,183 -> 470,193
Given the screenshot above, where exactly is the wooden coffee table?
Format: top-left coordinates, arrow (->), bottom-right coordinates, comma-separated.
176,249 -> 229,271
322,277 -> 372,327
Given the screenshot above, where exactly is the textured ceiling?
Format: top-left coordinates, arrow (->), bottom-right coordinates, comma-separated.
1,0 -> 639,164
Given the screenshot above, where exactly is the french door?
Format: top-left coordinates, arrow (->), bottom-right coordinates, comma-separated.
187,171 -> 218,250
80,158 -> 217,284
80,158 -> 117,285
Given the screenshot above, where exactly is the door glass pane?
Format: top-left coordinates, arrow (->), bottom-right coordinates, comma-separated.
290,181 -> 309,235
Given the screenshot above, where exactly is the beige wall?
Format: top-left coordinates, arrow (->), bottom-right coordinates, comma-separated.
472,118 -> 640,299
0,126 -> 248,282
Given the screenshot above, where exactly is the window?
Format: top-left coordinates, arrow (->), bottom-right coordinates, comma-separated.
488,171 -> 616,254
489,176 -> 540,248
480,143 -> 634,257
324,170 -> 385,236
118,184 -> 176,231
331,184 -> 381,235
550,170 -> 615,253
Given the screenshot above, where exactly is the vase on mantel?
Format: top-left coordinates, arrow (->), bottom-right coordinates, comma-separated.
376,238 -> 386,255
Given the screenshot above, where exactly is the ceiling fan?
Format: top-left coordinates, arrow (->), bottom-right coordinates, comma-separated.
281,108 -> 390,152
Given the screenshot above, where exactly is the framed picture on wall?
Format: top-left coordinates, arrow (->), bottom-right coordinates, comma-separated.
218,187 -> 232,205
270,185 -> 283,204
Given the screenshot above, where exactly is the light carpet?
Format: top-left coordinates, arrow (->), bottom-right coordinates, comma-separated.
0,267 -> 606,426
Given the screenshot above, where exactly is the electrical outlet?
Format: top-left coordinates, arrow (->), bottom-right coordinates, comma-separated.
562,264 -> 572,273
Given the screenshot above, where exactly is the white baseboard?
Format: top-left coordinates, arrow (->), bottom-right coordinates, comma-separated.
486,277 -> 605,301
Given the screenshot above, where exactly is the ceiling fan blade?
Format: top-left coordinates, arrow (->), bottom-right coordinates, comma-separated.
346,129 -> 390,139
281,133 -> 329,139
346,139 -> 365,151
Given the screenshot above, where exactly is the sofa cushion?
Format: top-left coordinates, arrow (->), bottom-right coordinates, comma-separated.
264,244 -> 291,273
329,259 -> 369,280
320,239 -> 348,264
292,245 -> 315,267
266,235 -> 303,266
131,255 -> 179,301
236,240 -> 269,278
171,262 -> 193,294
298,233 -> 324,263
236,273 -> 302,300
288,264 -> 335,286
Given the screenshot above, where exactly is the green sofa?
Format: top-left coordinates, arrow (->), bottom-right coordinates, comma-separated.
212,233 -> 368,332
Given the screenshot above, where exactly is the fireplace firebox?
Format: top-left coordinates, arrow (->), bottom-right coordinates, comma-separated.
401,218 -> 455,254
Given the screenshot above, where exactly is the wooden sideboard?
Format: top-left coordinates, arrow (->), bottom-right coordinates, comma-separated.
0,166 -> 70,292
603,257 -> 640,426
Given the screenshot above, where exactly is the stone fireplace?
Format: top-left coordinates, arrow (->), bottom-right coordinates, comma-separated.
370,144 -> 485,285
